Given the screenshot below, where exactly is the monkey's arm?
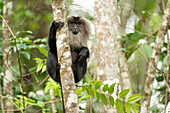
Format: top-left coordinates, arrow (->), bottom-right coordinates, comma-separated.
46,21 -> 64,82
79,47 -> 90,61
72,47 -> 89,83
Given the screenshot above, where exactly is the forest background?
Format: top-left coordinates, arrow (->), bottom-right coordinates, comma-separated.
0,0 -> 169,113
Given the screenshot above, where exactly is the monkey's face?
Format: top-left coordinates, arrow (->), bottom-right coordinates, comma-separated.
68,16 -> 84,35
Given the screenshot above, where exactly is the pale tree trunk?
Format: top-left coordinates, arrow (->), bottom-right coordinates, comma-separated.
50,0 -> 79,113
2,0 -> 14,113
50,88 -> 57,113
0,83 -> 5,113
141,0 -> 170,112
118,0 -> 134,98
94,0 -> 132,112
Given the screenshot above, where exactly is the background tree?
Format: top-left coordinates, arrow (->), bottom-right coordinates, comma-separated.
94,0 -> 132,112
2,0 -> 14,112
141,0 -> 170,112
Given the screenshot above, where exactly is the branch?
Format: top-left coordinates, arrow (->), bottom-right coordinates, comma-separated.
141,1 -> 170,112
1,16 -> 26,113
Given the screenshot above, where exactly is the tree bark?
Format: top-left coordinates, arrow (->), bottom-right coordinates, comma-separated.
94,0 -> 132,112
141,0 -> 170,112
2,0 -> 14,113
50,0 -> 79,112
50,88 -> 57,113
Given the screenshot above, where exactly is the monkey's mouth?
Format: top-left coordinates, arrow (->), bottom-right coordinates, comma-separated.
72,31 -> 78,35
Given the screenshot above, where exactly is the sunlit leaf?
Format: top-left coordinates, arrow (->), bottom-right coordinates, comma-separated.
125,102 -> 131,113
103,84 -> 108,92
76,88 -> 81,95
109,96 -> 114,107
35,45 -> 48,57
128,94 -> 143,104
37,61 -> 43,73
101,93 -> 107,106
96,91 -> 100,101
41,65 -> 46,73
132,105 -> 138,113
115,98 -> 123,113
95,81 -> 102,90
108,83 -> 116,94
78,95 -> 91,102
119,89 -> 130,98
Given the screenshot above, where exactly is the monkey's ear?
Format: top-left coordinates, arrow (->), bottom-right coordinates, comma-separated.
67,16 -> 74,24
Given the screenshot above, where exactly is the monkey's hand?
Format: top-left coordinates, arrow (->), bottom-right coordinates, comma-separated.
78,47 -> 90,62
51,21 -> 64,30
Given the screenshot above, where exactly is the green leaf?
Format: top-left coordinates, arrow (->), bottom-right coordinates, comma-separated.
37,61 -> 43,73
128,94 -> 143,104
90,38 -> 98,43
41,65 -> 46,73
119,89 -> 130,98
141,44 -> 152,60
44,82 -> 52,93
132,105 -> 138,113
35,45 -> 48,57
76,88 -> 81,95
96,91 -> 100,101
78,95 -> 91,102
125,102 -> 131,113
91,88 -> 96,97
149,13 -> 162,32
95,81 -> 102,90
134,103 -> 140,106
115,98 -> 124,113
37,101 -> 45,108
101,93 -> 107,106
22,51 -> 30,60
108,83 -> 116,94
33,58 -> 42,62
103,84 -> 108,92
109,96 -> 114,107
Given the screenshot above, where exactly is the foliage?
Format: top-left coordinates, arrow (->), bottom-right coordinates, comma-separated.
14,95 -> 50,113
78,81 -> 142,113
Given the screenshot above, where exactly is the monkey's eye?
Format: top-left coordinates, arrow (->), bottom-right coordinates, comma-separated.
77,22 -> 81,25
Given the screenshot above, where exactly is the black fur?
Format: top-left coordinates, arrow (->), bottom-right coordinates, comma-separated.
46,20 -> 89,83
46,18 -> 90,112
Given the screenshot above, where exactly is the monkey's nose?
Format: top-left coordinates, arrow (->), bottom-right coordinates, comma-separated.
72,27 -> 79,34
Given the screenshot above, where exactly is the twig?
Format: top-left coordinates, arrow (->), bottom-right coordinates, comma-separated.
165,30 -> 169,113
127,30 -> 158,56
1,16 -> 26,113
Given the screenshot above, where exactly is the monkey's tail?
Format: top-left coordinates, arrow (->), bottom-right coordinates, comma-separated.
60,82 -> 65,113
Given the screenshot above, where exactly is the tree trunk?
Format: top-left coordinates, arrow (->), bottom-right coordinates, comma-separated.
50,88 -> 57,113
50,0 -> 79,112
141,0 -> 170,112
2,0 -> 14,113
94,0 -> 132,112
